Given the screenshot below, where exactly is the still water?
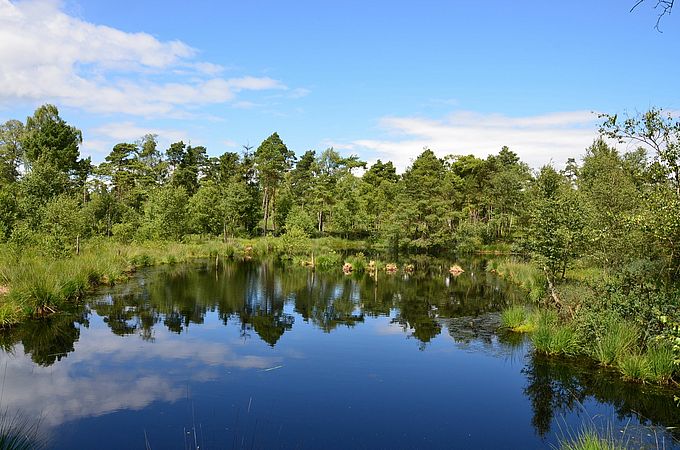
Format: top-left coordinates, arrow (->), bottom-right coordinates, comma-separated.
1,259 -> 678,449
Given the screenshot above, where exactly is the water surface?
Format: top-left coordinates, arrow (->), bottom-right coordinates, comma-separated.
1,259 -> 678,449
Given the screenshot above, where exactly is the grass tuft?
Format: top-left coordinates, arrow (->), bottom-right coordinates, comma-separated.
532,311 -> 580,356
618,353 -> 651,382
593,320 -> 640,367
643,341 -> 676,384
558,427 -> 626,450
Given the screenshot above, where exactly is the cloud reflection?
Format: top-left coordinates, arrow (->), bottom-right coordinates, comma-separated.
0,315 -> 280,430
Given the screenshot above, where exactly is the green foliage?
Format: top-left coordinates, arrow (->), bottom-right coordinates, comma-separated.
279,226 -> 312,257
526,166 -> 589,283
315,251 -> 342,271
285,205 -> 316,235
167,141 -> 207,196
488,259 -> 545,302
22,104 -> 86,176
0,119 -> 25,184
255,133 -> 295,234
531,311 -> 580,356
140,185 -> 189,240
0,185 -> 18,241
344,253 -> 367,273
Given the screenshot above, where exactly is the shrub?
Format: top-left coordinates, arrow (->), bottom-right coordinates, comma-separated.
315,252 -> 341,271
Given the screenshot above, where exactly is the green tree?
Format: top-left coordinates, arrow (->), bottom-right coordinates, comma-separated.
577,139 -> 644,267
0,119 -> 25,184
40,194 -> 86,256
98,143 -> 139,200
600,108 -> 680,196
141,185 -> 189,240
22,104 -> 90,184
254,133 -> 294,234
0,185 -> 18,240
397,149 -> 452,251
135,134 -> 167,188
526,166 -> 589,288
188,182 -> 224,235
167,141 -> 207,196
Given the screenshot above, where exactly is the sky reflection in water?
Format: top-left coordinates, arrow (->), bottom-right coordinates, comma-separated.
0,260 -> 677,449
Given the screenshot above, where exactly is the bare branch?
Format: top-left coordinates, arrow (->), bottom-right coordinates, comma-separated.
630,0 -> 674,31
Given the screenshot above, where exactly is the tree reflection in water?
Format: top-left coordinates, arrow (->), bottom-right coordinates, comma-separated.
0,258 -> 676,448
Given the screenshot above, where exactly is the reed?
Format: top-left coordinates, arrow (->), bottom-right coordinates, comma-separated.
501,305 -> 527,330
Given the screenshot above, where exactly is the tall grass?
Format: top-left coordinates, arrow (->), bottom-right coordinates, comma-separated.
531,310 -> 581,356
618,354 -> 651,382
0,411 -> 44,450
488,259 -> 545,302
645,341 -> 676,383
592,320 -> 640,367
501,305 -> 527,329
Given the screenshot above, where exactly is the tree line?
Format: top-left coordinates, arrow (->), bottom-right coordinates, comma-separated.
1,104 -> 679,287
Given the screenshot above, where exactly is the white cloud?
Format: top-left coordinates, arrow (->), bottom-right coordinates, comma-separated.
349,110 -> 599,171
82,121 -> 193,161
91,122 -> 188,143
0,0 -> 287,116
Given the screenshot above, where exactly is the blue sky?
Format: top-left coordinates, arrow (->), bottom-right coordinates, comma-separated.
1,0 -> 678,170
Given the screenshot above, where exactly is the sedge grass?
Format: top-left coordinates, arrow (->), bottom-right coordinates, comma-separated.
617,354 -> 651,382
593,320 -> 640,367
532,311 -> 580,356
644,341 -> 676,384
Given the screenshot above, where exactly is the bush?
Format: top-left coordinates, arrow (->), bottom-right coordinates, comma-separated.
345,253 -> 367,273
279,226 -> 312,258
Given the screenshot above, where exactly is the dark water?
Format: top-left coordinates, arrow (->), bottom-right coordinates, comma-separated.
1,259 -> 678,449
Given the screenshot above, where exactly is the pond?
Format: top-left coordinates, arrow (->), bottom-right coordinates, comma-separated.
1,259 -> 678,449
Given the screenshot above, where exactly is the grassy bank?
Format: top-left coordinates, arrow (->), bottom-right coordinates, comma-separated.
0,236 -> 366,328
493,259 -> 680,387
